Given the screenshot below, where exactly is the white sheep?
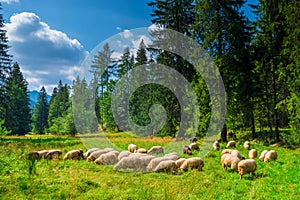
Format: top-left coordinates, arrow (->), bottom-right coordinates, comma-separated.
83,148 -> 101,159
135,148 -> 147,154
226,141 -> 236,148
180,157 -> 204,172
163,153 -> 180,161
154,160 -> 178,174
114,156 -> 142,172
86,150 -> 109,162
259,150 -> 268,161
147,146 -> 164,154
139,155 -> 156,171
189,142 -> 199,150
128,144 -> 137,153
264,150 -> 278,162
213,141 -> 220,150
244,141 -> 251,150
147,157 -> 170,172
249,149 -> 257,159
175,158 -> 186,168
221,154 -> 240,172
231,150 -> 245,160
238,159 -> 257,179
63,149 -> 83,160
221,149 -> 233,155
95,151 -> 119,165
118,151 -> 131,160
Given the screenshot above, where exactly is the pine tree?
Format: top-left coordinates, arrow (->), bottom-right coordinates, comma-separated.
32,86 -> 49,134
4,63 -> 31,135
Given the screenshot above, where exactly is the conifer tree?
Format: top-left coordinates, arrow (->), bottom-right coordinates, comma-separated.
32,86 -> 49,134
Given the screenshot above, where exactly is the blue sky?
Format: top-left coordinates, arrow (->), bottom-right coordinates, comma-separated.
1,0 -> 257,93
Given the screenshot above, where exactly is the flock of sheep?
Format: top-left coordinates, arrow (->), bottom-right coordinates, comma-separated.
27,137 -> 278,179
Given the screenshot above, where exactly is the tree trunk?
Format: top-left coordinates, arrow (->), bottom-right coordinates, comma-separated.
221,123 -> 227,142
272,70 -> 280,142
250,103 -> 256,140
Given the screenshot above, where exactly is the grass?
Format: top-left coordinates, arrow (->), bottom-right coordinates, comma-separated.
0,134 -> 299,200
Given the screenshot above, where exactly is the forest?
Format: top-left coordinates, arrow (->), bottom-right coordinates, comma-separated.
0,0 -> 299,146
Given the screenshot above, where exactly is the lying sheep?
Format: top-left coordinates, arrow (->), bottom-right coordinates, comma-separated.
221,154 -> 240,172
226,141 -> 236,148
221,149 -> 233,155
244,141 -> 251,150
213,141 -> 220,150
182,146 -> 192,155
83,148 -> 101,159
154,160 -> 178,174
175,158 -> 186,168
135,148 -> 147,154
87,150 -> 109,162
249,149 -> 257,159
63,149 -> 84,160
128,144 -> 137,153
114,156 -> 142,172
238,159 -> 257,179
264,150 -> 278,162
147,157 -> 170,172
95,151 -> 119,165
147,146 -> 164,154
45,149 -> 62,160
259,150 -> 268,161
231,150 -> 245,160
189,142 -> 199,151
180,157 -> 204,172
118,151 -> 131,160
27,151 -> 40,161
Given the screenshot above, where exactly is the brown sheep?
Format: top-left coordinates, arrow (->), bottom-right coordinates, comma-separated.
226,141 -> 236,148
244,141 -> 250,150
45,149 -> 62,160
264,150 -> 278,162
213,141 -> 220,150
63,149 -> 84,160
259,150 -> 268,161
147,146 -> 164,154
249,149 -> 258,159
180,157 -> 204,172
221,154 -> 240,172
189,142 -> 199,151
238,159 -> 257,179
182,146 -> 192,155
128,144 -> 137,153
154,160 -> 178,174
27,151 -> 39,161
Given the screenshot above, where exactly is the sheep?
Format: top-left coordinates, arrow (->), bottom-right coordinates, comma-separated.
128,144 -> 137,153
264,150 -> 278,162
231,150 -> 245,160
118,151 -> 131,160
135,148 -> 147,154
139,155 -> 156,171
189,137 -> 197,143
154,160 -> 178,174
95,151 -> 119,165
221,154 -> 240,172
213,141 -> 220,150
226,141 -> 236,148
244,141 -> 251,150
37,150 -> 50,160
175,158 -> 186,168
221,149 -> 233,155
259,150 -> 268,161
114,156 -> 142,172
147,146 -> 164,154
182,146 -> 192,155
86,150 -> 109,162
63,149 -> 84,160
249,149 -> 258,159
163,153 -> 180,161
45,149 -> 62,160
27,151 -> 39,161
180,157 -> 204,172
83,148 -> 101,159
238,159 -> 257,179
189,142 -> 199,151
147,157 -> 171,172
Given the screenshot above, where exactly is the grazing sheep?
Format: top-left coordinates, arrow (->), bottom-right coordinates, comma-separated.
154,160 -> 178,174
175,158 -> 186,168
189,142 -> 199,151
249,149 -> 258,159
83,148 -> 101,159
135,148 -> 147,154
128,144 -> 137,153
114,156 -> 142,172
213,141 -> 220,150
180,157 -> 204,172
27,151 -> 39,161
238,159 -> 257,179
244,141 -> 251,150
163,153 -> 180,161
182,146 -> 192,155
118,151 -> 131,160
45,149 -> 62,160
147,157 -> 171,172
264,150 -> 278,162
189,137 -> 197,143
259,150 -> 268,161
95,151 -> 119,165
231,150 -> 245,160
221,154 -> 240,172
221,149 -> 233,155
147,146 -> 164,154
87,150 -> 109,162
63,149 -> 84,160
139,155 -> 156,171
37,150 -> 50,160
226,141 -> 236,148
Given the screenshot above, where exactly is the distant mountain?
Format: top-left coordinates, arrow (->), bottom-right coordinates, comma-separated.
29,90 -> 51,109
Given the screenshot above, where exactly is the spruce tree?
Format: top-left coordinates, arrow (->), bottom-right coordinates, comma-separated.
32,86 -> 49,134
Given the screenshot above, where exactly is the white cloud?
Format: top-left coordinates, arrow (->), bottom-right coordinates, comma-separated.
5,12 -> 88,94
0,0 -> 19,4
